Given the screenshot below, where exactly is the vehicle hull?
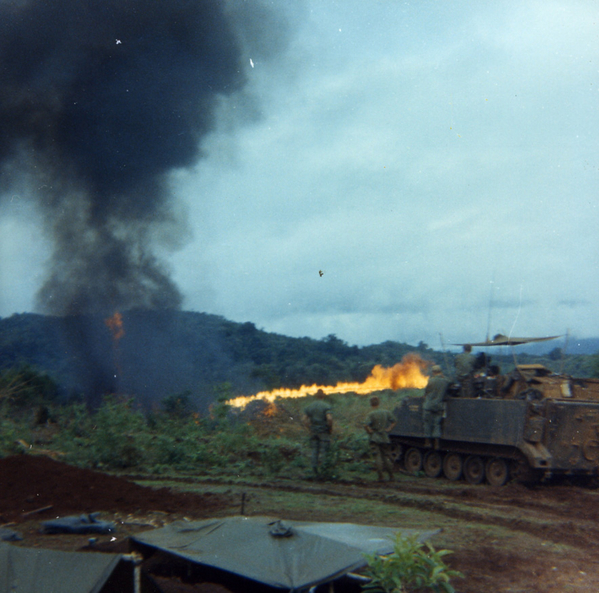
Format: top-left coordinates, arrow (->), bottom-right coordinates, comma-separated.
391,395 -> 599,483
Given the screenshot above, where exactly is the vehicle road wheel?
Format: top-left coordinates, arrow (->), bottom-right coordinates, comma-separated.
404,448 -> 423,474
486,458 -> 509,486
423,451 -> 443,478
510,457 -> 539,484
389,442 -> 403,464
464,455 -> 485,485
443,453 -> 463,481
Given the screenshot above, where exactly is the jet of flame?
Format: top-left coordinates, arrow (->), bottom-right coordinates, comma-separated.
228,353 -> 430,409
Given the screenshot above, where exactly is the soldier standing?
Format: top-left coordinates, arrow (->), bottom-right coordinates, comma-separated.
454,344 -> 476,397
423,365 -> 450,448
303,389 -> 333,477
364,396 -> 397,482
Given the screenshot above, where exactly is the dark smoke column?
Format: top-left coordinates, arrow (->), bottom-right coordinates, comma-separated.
0,0 -> 247,315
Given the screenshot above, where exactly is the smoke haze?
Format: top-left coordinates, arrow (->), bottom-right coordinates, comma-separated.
0,0 -> 273,315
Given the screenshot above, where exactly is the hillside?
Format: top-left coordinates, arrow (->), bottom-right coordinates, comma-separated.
0,311 -> 597,410
0,311 -> 435,409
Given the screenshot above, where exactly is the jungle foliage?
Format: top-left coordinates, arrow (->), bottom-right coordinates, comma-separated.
1,311 -> 596,412
0,311 -> 440,410
1,342 -> 598,477
0,371 -> 413,479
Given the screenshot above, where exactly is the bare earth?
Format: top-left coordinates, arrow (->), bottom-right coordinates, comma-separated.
2,454 -> 599,592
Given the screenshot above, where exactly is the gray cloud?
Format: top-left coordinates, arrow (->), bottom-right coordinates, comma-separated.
1,0 -> 598,348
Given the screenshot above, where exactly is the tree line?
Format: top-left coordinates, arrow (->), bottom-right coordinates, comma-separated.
0,311 -> 597,412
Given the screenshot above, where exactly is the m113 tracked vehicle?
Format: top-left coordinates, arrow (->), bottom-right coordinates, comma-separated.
390,334 -> 599,485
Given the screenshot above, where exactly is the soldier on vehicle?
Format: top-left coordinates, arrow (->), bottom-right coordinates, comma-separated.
303,389 -> 333,477
364,396 -> 397,482
422,365 -> 450,448
454,344 -> 476,397
483,364 -> 504,398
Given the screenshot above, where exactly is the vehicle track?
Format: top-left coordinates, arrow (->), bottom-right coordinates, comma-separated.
131,473 -> 599,553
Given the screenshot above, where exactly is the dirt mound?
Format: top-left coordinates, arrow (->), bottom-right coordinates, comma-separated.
0,454 -> 230,523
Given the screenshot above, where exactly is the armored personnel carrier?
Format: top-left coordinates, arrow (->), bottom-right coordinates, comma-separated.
390,335 -> 599,485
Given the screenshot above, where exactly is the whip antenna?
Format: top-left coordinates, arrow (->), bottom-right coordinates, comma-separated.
560,329 -> 570,374
439,332 -> 451,376
486,275 -> 496,343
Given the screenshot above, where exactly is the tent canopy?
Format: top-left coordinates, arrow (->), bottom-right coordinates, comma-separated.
0,542 -> 125,593
132,515 -> 439,592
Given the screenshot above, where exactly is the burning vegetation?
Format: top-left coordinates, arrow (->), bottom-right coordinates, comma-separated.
104,312 -> 125,341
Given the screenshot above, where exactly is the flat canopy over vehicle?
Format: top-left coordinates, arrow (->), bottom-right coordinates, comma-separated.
455,334 -> 561,347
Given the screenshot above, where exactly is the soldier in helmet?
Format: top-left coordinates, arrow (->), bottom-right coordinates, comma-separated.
454,344 -> 476,397
422,365 -> 450,448
303,389 -> 333,477
364,396 -> 397,482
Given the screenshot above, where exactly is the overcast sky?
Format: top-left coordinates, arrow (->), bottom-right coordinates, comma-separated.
1,0 -> 598,348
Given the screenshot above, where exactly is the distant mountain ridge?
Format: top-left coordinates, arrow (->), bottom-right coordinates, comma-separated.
562,337 -> 599,356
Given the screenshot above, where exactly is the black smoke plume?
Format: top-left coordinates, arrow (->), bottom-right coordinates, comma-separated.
0,0 -> 268,315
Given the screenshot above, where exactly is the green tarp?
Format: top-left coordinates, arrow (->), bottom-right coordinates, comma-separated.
132,515 -> 439,592
0,543 -> 124,593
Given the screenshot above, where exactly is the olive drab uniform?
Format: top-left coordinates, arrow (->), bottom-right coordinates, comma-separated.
454,351 -> 476,397
304,399 -> 332,474
365,408 -> 396,481
422,374 -> 450,438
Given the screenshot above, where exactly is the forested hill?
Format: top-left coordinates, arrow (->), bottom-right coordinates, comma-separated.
0,311 -> 435,409
0,311 -> 597,411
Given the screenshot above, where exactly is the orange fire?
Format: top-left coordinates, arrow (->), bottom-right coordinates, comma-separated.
105,311 -> 124,386
105,311 -> 125,341
228,353 -> 430,409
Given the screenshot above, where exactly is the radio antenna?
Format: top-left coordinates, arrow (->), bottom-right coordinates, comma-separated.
485,274 -> 496,342
439,332 -> 451,376
560,329 -> 570,374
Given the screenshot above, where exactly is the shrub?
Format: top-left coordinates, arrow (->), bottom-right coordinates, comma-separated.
0,415 -> 31,456
259,437 -> 304,476
0,364 -> 59,419
262,444 -> 286,475
161,390 -> 193,419
56,395 -> 148,469
362,533 -> 463,593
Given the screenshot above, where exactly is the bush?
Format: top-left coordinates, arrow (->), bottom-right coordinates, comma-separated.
161,390 -> 193,419
55,396 -> 148,469
0,415 -> 31,456
262,444 -> 286,475
12,385 -> 417,478
260,437 -> 304,476
362,533 -> 463,593
0,364 -> 59,419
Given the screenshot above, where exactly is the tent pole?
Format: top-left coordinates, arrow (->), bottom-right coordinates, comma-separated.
123,552 -> 143,593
